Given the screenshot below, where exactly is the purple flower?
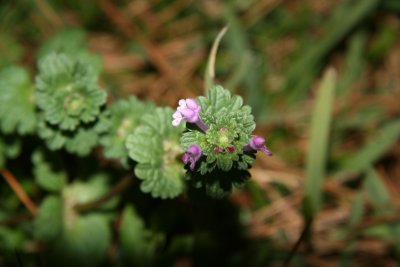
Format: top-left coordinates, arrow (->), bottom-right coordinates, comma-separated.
243,136 -> 272,156
172,98 -> 208,131
183,144 -> 202,170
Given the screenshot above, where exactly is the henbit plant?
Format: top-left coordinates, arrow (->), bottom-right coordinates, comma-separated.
175,87 -> 272,198
0,28 -> 273,266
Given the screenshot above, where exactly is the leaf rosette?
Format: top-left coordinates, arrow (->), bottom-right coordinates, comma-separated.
126,107 -> 185,199
35,53 -> 106,131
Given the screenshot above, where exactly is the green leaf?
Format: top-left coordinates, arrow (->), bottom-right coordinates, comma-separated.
0,33 -> 23,68
120,205 -> 157,266
50,214 -> 111,267
96,97 -> 154,162
340,119 -> 400,173
348,193 -> 364,228
0,226 -> 24,251
37,28 -> 102,76
34,196 -> 63,241
64,174 -> 109,205
337,31 -> 366,95
363,168 -> 391,212
0,66 -> 36,134
207,85 -> 232,111
32,150 -> 67,192
37,118 -> 99,156
0,135 -> 21,168
304,68 -> 336,216
126,107 -> 185,199
37,28 -> 86,59
65,127 -> 99,156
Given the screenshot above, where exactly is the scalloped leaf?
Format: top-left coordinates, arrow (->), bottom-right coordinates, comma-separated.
37,119 -> 67,150
32,150 -> 67,192
120,205 -> 158,266
207,85 -> 231,111
37,29 -> 102,76
0,226 -> 24,252
34,196 -> 63,241
135,163 -> 184,199
65,127 -> 99,156
0,66 -> 37,134
64,174 -> 110,205
97,97 -> 155,162
0,135 -> 21,168
38,28 -> 86,59
126,107 -> 185,199
49,214 -> 111,267
38,118 -> 99,156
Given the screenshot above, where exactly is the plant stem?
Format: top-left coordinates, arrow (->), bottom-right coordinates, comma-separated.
1,169 -> 37,216
73,174 -> 133,213
283,218 -> 313,267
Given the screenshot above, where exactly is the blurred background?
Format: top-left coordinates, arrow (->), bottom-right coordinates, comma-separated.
1,0 -> 400,266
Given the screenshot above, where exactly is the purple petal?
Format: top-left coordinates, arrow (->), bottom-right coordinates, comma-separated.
178,99 -> 186,107
181,109 -> 198,123
172,118 -> 182,126
185,98 -> 199,109
250,136 -> 266,150
172,110 -> 182,119
260,147 -> 273,156
187,144 -> 202,157
182,153 -> 189,164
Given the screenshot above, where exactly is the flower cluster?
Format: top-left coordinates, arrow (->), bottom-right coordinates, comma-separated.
172,86 -> 272,197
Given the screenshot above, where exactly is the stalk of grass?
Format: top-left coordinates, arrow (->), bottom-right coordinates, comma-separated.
340,119 -> 400,174
285,0 -> 379,102
304,68 -> 337,217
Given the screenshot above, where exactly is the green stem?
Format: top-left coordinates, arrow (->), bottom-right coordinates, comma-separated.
283,217 -> 313,267
73,175 -> 133,213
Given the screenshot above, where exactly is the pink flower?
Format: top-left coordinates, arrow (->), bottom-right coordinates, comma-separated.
172,98 -> 201,126
183,144 -> 202,170
172,98 -> 208,131
244,136 -> 272,156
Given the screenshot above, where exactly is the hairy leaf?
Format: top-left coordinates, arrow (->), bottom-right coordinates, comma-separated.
120,205 -> 158,266
126,107 -> 185,199
0,66 -> 36,134
34,196 -> 63,241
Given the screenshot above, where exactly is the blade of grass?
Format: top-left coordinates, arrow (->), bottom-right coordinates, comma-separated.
285,0 -> 379,102
225,51 -> 252,93
348,192 -> 364,228
204,26 -> 228,94
222,4 -> 265,117
363,168 -> 391,212
340,119 -> 400,174
337,30 -> 366,95
304,68 -> 337,216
